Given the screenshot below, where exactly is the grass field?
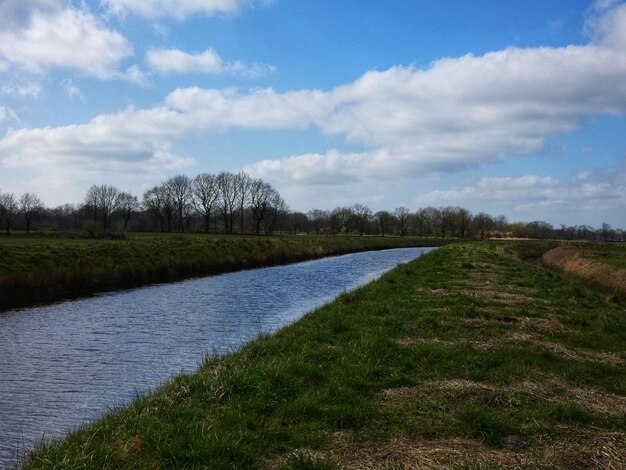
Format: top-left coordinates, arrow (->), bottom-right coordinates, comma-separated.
0,233 -> 447,311
23,242 -> 626,469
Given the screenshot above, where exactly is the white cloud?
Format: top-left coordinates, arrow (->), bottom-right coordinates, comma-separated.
146,48 -> 274,77
157,3 -> 626,187
0,1 -> 132,79
147,48 -> 222,74
121,64 -> 150,85
0,106 -> 19,123
61,79 -> 83,100
1,83 -> 42,98
2,1 -> 626,210
412,167 -> 626,226
102,0 -> 253,20
0,105 -> 193,204
586,1 -> 626,48
164,86 -> 332,129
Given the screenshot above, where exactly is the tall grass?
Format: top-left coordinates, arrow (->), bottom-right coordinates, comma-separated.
542,245 -> 626,297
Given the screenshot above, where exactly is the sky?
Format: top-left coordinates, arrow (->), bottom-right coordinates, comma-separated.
0,0 -> 625,227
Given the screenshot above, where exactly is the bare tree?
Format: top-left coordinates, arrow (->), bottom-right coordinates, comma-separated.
601,222 -> 612,242
192,173 -> 219,233
265,192 -> 287,235
143,185 -> 166,231
84,184 -> 121,230
289,211 -> 309,235
453,207 -> 472,238
414,208 -> 428,237
217,172 -> 240,234
116,192 -> 140,232
0,192 -> 18,234
375,210 -> 395,237
165,175 -> 192,232
351,203 -> 372,236
51,203 -> 78,230
308,209 -> 329,235
249,179 -> 275,235
495,214 -> 509,233
235,172 -> 252,234
19,192 -> 44,233
438,207 -> 457,239
332,206 -> 354,234
473,212 -> 494,239
84,184 -> 100,225
329,208 -> 343,236
394,206 -> 410,237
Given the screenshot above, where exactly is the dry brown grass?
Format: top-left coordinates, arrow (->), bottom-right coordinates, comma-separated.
542,246 -> 626,295
398,328 -> 625,368
270,430 -> 626,469
382,377 -> 626,417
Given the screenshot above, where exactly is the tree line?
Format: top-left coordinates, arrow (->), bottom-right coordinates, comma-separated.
0,173 -> 624,241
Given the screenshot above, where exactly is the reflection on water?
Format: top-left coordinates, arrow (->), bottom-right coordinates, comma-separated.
0,247 -> 433,466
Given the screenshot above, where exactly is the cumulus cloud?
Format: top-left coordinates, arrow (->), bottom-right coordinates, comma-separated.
0,1 -> 132,78
146,48 -> 275,77
0,105 -> 193,203
102,0 -> 254,20
164,86 -> 331,128
153,2 -> 626,187
2,1 -> 626,208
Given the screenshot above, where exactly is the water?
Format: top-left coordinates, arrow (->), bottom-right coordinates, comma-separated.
0,247 -> 433,466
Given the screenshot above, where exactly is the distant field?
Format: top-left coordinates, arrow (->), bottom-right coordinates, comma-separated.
0,232 -> 448,311
23,242 -> 626,468
573,242 -> 626,269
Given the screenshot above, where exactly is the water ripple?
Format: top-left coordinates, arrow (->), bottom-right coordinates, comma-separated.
0,247 -> 433,466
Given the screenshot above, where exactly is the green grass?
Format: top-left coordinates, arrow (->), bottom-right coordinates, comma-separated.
22,242 -> 626,468
0,232 -> 448,310
574,242 -> 626,268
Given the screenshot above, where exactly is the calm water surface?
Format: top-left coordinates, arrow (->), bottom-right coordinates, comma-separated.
0,247 -> 433,466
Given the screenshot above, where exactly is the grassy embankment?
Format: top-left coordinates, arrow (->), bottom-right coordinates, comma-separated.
24,241 -> 626,469
541,242 -> 626,298
0,233 -> 446,311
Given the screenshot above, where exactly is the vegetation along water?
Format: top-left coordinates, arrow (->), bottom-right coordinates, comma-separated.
21,241 -> 626,468
0,233 -> 447,311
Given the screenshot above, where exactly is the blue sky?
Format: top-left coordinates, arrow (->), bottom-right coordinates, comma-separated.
0,0 -> 625,227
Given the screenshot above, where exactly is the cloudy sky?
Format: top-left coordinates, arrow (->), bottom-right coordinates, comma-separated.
1,0 -> 625,226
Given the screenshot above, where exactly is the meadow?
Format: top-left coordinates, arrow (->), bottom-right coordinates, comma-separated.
0,233 -> 446,311
22,241 -> 626,469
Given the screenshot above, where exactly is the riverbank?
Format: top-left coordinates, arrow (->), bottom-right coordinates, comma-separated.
23,242 -> 626,469
0,234 -> 448,311
541,243 -> 626,298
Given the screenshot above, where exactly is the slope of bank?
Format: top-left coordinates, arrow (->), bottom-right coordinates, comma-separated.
0,234 -> 446,311
23,242 -> 626,469
541,244 -> 626,297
